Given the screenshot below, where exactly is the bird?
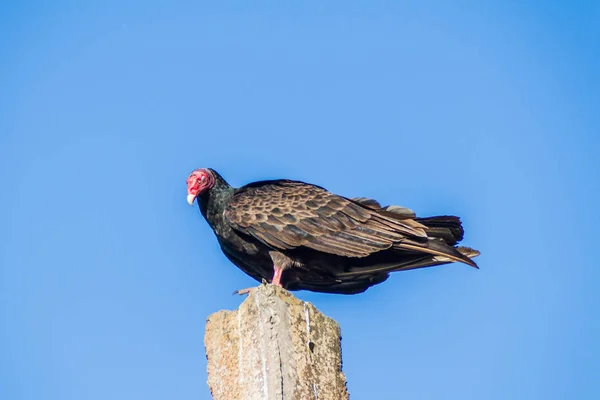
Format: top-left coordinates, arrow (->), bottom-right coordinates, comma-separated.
186,168 -> 479,295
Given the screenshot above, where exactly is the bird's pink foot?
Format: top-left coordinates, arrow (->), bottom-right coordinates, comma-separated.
233,278 -> 272,296
271,267 -> 284,287
232,287 -> 255,296
233,270 -> 284,295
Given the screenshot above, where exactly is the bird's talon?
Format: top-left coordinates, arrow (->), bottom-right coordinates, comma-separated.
233,287 -> 255,296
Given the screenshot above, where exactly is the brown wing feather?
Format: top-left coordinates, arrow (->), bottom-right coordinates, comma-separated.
224,181 -> 428,258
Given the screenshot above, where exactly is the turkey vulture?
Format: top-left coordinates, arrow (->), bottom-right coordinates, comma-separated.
186,168 -> 479,294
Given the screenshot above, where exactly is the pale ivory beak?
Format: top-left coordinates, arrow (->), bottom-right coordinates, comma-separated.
187,194 -> 196,205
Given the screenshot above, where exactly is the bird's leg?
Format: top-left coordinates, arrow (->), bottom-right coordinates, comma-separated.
271,266 -> 284,287
234,252 -> 292,295
269,251 -> 294,288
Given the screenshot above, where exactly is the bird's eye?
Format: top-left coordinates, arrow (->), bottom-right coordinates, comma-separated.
200,175 -> 206,182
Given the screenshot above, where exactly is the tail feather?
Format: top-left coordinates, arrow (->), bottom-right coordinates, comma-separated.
397,239 -> 478,268
335,245 -> 480,280
416,216 -> 465,245
296,246 -> 481,294
457,246 -> 480,259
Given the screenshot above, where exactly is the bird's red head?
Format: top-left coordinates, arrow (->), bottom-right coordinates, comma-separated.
186,168 -> 215,205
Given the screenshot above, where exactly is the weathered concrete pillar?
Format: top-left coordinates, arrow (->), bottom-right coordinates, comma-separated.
204,283 -> 349,400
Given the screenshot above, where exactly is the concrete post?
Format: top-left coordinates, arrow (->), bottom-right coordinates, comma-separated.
204,283 -> 349,400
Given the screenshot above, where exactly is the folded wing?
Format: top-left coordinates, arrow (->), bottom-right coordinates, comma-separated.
224,180 -> 477,267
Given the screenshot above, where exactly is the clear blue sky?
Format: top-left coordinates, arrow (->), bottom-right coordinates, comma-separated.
1,1 -> 598,399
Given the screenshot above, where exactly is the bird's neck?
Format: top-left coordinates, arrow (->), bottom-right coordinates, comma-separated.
198,172 -> 235,231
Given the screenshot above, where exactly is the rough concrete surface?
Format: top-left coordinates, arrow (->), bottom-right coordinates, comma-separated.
204,283 -> 349,400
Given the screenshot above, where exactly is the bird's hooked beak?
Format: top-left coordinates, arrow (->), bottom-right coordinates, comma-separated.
187,193 -> 197,205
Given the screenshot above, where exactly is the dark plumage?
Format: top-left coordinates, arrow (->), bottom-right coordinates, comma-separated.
186,168 -> 479,294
